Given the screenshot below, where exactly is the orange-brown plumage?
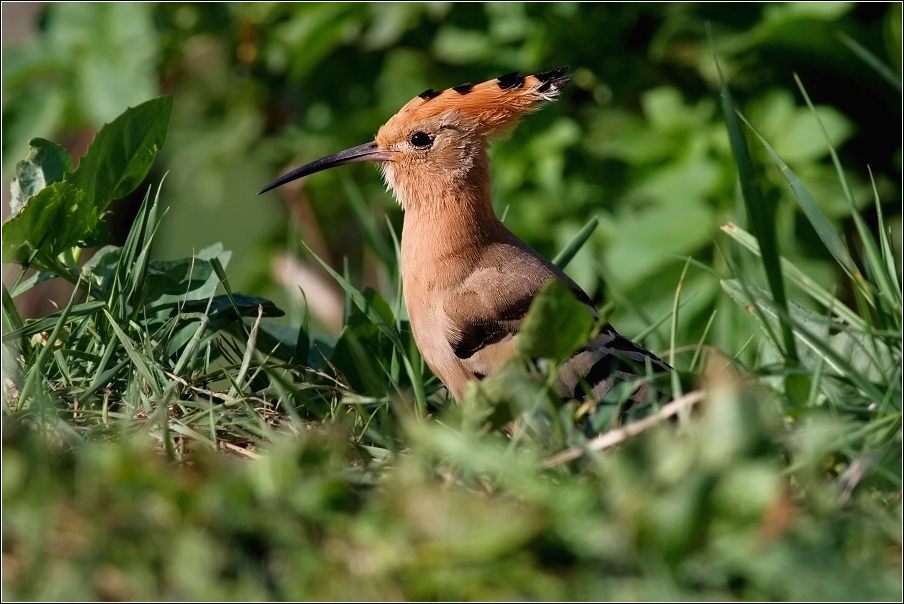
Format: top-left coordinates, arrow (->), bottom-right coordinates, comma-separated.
381,68 -> 570,140
260,67 -> 670,402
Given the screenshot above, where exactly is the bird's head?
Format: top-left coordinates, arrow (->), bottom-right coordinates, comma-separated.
259,68 -> 571,211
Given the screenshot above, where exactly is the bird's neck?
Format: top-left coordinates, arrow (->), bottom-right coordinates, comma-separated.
399,161 -> 512,292
402,177 -> 506,249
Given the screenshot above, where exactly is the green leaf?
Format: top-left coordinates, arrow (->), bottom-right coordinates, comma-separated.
722,279 -> 889,400
144,257 -> 214,304
517,280 -> 595,362
180,294 -> 284,329
65,96 -> 173,210
1,98 -> 172,266
255,321 -> 310,365
10,270 -> 58,298
721,222 -> 864,329
153,244 -> 232,306
1,181 -> 99,263
9,138 -> 73,216
80,245 -> 121,290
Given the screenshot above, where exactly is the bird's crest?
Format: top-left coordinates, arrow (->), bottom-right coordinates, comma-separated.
387,67 -> 571,137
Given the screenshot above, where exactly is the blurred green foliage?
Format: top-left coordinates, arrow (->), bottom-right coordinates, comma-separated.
3,380 -> 900,600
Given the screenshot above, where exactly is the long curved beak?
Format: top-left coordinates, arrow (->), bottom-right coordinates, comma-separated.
258,141 -> 393,194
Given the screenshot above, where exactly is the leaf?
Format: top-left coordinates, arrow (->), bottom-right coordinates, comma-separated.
1,97 -> 172,266
65,96 -> 173,210
180,293 -> 284,329
255,321 -> 310,364
10,270 -> 58,298
722,279 -> 890,396
144,257 -> 214,304
9,138 -> 73,216
80,245 -> 122,289
330,289 -> 396,394
1,181 -> 100,263
153,243 -> 232,306
518,280 -> 595,362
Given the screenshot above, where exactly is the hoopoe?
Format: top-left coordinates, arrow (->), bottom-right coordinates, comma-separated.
261,68 -> 671,404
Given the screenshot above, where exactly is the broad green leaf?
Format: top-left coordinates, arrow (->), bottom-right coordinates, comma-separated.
144,257 -> 214,304
65,95 -> 173,215
10,270 -> 58,298
9,138 -> 73,215
153,244 -> 232,306
331,289 -> 396,394
1,98 -> 172,266
179,293 -> 284,329
255,321 -> 309,365
518,280 -> 595,362
1,181 -> 101,263
80,245 -> 121,289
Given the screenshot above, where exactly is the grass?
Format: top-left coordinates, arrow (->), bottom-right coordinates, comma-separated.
2,62 -> 902,600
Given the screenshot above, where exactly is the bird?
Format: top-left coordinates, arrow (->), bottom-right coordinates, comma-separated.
260,67 -> 671,406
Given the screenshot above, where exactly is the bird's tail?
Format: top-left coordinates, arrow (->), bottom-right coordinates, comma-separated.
555,324 -> 672,406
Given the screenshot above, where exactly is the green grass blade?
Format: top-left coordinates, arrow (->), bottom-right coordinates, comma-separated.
2,284 -> 24,333
689,309 -> 717,374
669,258 -> 691,397
304,241 -> 427,417
793,74 -> 897,313
2,300 -> 106,344
709,25 -> 798,363
868,167 -> 902,310
304,242 -> 403,351
837,32 -> 902,91
80,357 -> 129,401
733,111 -> 860,280
172,315 -> 209,376
228,306 -> 262,398
20,284 -> 81,405
209,256 -> 252,341
721,222 -> 864,329
103,309 -> 163,398
552,216 -> 599,269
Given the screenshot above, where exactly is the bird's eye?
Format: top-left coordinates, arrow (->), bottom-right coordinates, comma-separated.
410,132 -> 432,148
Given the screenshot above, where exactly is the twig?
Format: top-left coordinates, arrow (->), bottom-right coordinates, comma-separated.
541,390 -> 707,468
222,441 -> 261,459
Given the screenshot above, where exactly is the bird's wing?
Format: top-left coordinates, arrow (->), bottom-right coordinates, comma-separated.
442,241 -> 670,399
441,241 -> 595,378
